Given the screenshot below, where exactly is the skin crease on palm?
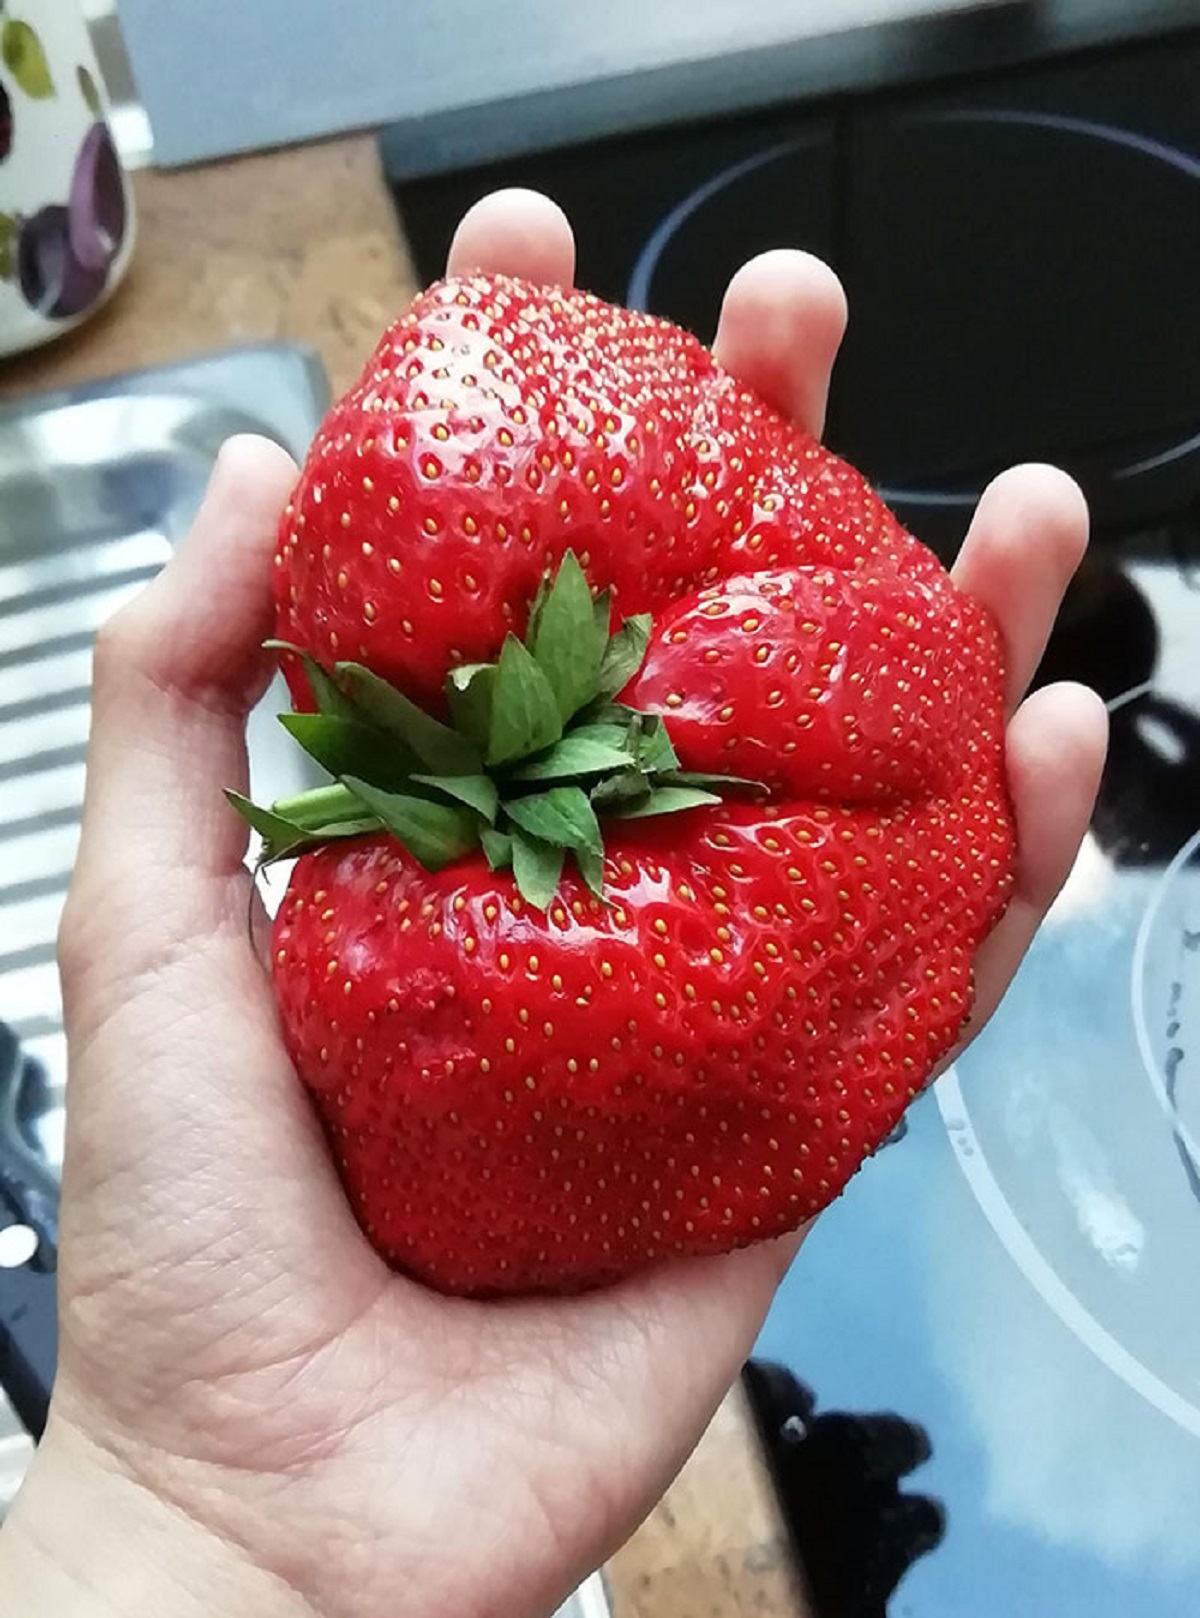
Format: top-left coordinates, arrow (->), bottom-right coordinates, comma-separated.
0,189 -> 1108,1618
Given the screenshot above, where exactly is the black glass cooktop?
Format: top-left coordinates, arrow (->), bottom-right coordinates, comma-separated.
388,25 -> 1200,559
748,515 -> 1200,1617
386,21 -> 1200,1615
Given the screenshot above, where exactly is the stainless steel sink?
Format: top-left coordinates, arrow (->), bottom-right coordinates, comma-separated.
0,346 -> 614,1618
555,1575 -> 613,1618
0,343 -> 330,1508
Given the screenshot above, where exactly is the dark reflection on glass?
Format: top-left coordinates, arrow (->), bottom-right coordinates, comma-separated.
0,1023 -> 59,1439
1093,694 -> 1200,866
744,1360 -> 945,1617
0,1022 -> 58,1248
1027,522 -> 1200,868
1032,548 -> 1159,705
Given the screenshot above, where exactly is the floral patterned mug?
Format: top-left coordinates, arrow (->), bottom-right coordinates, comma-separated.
0,0 -> 135,358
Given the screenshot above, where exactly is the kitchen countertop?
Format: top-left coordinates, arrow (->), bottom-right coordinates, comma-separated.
0,138 -> 412,405
0,133 -> 808,1618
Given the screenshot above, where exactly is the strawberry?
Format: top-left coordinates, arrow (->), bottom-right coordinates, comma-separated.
231,274 -> 1014,1296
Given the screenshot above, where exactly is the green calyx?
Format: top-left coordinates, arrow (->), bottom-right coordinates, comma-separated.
227,551 -> 757,908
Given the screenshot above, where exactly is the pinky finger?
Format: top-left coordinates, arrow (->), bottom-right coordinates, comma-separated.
960,680 -> 1108,1044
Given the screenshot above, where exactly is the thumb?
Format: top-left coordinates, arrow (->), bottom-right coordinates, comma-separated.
55,437 -> 372,1327
60,435 -> 298,1010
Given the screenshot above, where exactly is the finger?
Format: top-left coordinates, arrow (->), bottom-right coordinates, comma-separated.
712,249 -> 848,438
959,680 -> 1108,1044
952,464 -> 1089,713
58,438 -> 373,1312
446,188 -> 576,287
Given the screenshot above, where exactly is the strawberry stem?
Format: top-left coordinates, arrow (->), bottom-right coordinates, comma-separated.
272,783 -> 364,828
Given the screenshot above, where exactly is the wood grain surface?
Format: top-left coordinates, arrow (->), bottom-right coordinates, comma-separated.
0,131 -> 804,1618
608,1387 -> 810,1618
0,136 -> 418,404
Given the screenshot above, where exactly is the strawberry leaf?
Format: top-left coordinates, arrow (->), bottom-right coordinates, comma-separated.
666,769 -> 765,794
611,785 -> 722,819
528,550 -> 606,722
342,778 -> 480,870
525,570 -> 553,645
486,635 -> 563,766
234,560 -> 751,904
596,614 -> 651,700
480,828 -> 514,871
445,662 -> 496,752
510,734 -> 634,783
279,712 -> 416,784
511,830 -> 565,910
337,662 -> 481,774
589,772 -> 653,810
568,722 -> 634,750
504,785 -> 602,857
586,702 -> 639,727
412,772 -> 499,823
574,844 -> 606,899
635,715 -> 679,773
265,640 -> 360,720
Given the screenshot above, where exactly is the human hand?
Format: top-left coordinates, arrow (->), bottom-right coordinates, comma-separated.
0,190 -> 1106,1618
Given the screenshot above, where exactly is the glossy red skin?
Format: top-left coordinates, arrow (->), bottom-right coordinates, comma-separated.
269,274 -> 1014,1295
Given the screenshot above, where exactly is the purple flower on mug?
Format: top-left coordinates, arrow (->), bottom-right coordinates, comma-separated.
17,203 -> 106,318
15,120 -> 126,319
69,121 -> 126,272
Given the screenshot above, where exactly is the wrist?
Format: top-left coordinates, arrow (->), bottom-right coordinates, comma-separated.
0,1414 -> 315,1618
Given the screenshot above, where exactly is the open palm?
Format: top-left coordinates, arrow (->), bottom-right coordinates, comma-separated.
30,192 -> 1105,1618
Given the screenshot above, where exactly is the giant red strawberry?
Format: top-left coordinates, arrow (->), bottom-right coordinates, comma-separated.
231,274 -> 1014,1296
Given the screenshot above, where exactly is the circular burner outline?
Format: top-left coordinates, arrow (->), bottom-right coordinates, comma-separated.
935,1065 -> 1200,1438
878,109 -> 1200,506
1131,824 -> 1200,1170
625,106 -> 1200,509
938,680 -> 1200,1438
626,137 -> 810,314
1102,678 -> 1200,1171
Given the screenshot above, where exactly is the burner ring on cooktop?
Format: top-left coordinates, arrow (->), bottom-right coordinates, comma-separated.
1132,825 -> 1200,1198
935,655 -> 1200,1442
936,1058 -> 1200,1443
872,108 -> 1200,512
626,99 -> 1200,552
